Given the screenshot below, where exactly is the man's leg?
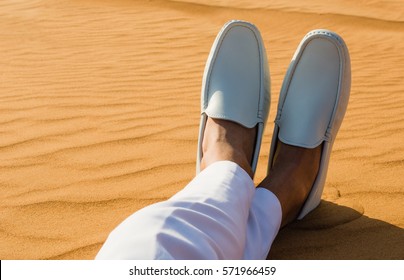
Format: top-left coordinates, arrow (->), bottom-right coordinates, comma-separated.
244,28 -> 349,259
96,118 -> 258,259
259,141 -> 321,227
242,140 -> 321,259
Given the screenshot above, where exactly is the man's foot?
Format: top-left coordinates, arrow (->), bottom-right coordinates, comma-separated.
258,141 -> 322,227
200,118 -> 257,178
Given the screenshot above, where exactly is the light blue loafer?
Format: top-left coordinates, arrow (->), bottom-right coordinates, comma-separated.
196,20 -> 270,177
268,30 -> 351,219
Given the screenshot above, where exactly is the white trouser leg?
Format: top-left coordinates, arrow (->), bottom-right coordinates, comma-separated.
243,188 -> 282,259
95,161 -> 282,260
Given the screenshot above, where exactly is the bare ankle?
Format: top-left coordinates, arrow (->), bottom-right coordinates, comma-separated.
258,141 -> 322,227
200,118 -> 256,178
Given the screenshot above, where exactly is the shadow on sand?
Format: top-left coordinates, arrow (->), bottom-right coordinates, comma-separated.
268,200 -> 404,259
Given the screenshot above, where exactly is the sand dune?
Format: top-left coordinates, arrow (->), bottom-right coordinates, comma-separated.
0,0 -> 403,259
170,0 -> 404,22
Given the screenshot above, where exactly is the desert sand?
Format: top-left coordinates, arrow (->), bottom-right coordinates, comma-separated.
0,0 -> 403,259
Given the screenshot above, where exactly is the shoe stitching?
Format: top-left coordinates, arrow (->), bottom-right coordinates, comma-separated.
206,21 -> 264,124
277,30 -> 348,144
